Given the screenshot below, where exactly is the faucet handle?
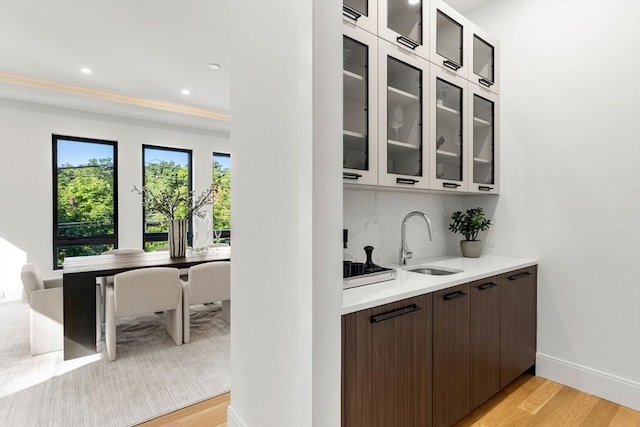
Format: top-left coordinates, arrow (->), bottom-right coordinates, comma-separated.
406,251 -> 413,260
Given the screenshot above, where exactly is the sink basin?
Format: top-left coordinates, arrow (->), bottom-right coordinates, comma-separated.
408,267 -> 462,276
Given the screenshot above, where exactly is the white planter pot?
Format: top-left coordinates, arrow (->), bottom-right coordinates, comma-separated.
460,240 -> 482,258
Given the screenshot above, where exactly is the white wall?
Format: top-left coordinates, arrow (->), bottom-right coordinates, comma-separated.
0,98 -> 230,301
344,189 -> 467,265
464,0 -> 640,409
227,1 -> 341,426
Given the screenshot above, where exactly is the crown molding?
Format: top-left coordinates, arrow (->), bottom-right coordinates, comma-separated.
0,72 -> 230,132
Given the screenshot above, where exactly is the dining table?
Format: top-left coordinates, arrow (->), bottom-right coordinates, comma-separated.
62,247 -> 231,360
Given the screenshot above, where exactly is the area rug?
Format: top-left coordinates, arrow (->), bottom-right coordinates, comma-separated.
0,300 -> 230,426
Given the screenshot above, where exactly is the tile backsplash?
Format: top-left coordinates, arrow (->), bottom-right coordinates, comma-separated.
343,189 -> 464,266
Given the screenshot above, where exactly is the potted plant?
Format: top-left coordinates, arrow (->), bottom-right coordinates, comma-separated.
133,175 -> 214,258
448,207 -> 492,258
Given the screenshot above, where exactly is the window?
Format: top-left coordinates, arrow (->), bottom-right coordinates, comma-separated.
52,135 -> 118,269
143,145 -> 192,251
212,152 -> 231,241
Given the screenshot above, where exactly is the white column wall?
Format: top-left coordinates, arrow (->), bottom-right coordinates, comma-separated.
0,99 -> 229,301
464,0 -> 640,409
227,1 -> 341,426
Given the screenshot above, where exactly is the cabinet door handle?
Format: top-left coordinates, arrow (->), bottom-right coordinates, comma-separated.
342,5 -> 362,22
443,60 -> 462,71
343,172 -> 363,180
478,282 -> 498,291
396,36 -> 420,50
479,78 -> 494,88
370,304 -> 421,323
397,178 -> 419,185
397,36 -> 419,51
479,186 -> 494,191
443,291 -> 467,301
508,271 -> 532,281
443,182 -> 461,189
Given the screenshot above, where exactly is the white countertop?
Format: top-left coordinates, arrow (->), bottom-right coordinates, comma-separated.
342,255 -> 538,315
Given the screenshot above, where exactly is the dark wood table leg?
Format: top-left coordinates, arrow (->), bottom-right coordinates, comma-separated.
63,272 -> 97,360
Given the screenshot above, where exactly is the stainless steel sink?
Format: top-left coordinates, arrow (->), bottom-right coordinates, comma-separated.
408,267 -> 461,276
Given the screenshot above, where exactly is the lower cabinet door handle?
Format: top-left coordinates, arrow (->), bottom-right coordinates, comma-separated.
443,291 -> 467,301
370,304 -> 421,323
509,272 -> 532,281
478,282 -> 498,290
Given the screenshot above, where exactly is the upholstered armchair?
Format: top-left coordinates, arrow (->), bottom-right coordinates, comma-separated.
180,261 -> 230,344
20,263 -> 100,356
105,267 -> 182,361
98,248 -> 145,327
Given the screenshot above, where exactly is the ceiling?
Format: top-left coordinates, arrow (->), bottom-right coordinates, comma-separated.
0,0 -> 489,132
0,0 -> 232,130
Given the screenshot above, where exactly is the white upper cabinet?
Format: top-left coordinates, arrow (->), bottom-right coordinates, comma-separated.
429,1 -> 469,78
343,25 -> 379,186
343,0 -> 378,35
467,83 -> 499,193
469,25 -> 500,94
378,0 -> 430,60
378,40 -> 430,189
429,63 -> 468,192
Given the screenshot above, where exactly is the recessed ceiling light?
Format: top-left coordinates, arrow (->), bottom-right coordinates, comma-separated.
181,89 -> 191,95
408,0 -> 420,4
208,63 -> 221,70
80,67 -> 92,74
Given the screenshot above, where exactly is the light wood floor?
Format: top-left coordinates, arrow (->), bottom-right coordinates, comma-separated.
138,375 -> 640,426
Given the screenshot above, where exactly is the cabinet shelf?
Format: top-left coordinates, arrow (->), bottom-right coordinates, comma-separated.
436,149 -> 461,166
388,139 -> 420,154
473,157 -> 492,165
473,117 -> 491,127
388,86 -> 420,106
436,103 -> 462,129
344,130 -> 367,151
344,70 -> 366,104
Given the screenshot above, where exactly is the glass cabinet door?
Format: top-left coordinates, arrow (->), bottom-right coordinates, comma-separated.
379,0 -> 429,59
468,85 -> 499,193
378,40 -> 429,189
343,0 -> 378,35
470,27 -> 500,94
343,26 -> 378,185
430,1 -> 469,77
430,63 -> 468,191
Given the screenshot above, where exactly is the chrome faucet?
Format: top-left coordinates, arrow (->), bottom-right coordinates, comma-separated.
400,211 -> 434,265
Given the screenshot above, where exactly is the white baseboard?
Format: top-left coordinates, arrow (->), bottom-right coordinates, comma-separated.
536,353 -> 640,411
227,406 -> 247,427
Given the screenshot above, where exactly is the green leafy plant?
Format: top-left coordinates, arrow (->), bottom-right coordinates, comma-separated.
448,207 -> 492,241
133,174 -> 214,221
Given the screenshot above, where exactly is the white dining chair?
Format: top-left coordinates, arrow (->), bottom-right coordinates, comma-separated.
105,267 -> 183,361
20,263 -> 101,355
98,248 -> 145,326
180,261 -> 230,344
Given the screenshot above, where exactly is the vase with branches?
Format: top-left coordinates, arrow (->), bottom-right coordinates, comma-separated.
133,174 -> 214,257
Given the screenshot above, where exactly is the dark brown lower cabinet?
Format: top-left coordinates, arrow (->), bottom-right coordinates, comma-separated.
433,284 -> 470,427
470,277 -> 501,409
499,266 -> 538,389
342,293 -> 433,427
342,265 -> 537,427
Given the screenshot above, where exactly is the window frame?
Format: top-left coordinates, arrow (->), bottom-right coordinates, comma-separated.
142,144 -> 193,250
52,134 -> 119,269
212,152 -> 231,240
